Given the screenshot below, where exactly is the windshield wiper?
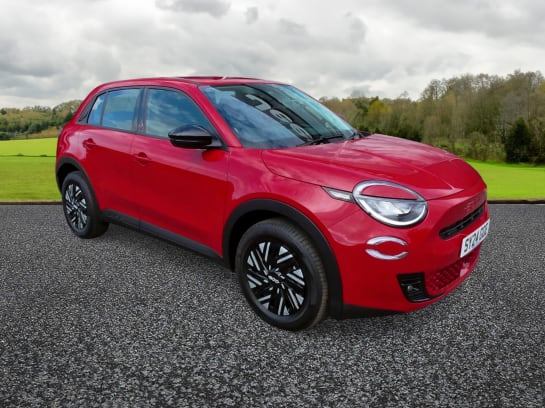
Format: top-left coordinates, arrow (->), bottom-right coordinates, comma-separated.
298,130 -> 371,146
298,134 -> 345,146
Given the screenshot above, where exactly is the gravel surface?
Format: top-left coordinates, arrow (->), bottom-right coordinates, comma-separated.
0,204 -> 543,407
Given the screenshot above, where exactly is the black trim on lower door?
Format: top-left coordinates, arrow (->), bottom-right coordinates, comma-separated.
101,210 -> 222,262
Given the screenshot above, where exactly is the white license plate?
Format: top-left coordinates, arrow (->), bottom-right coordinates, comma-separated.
460,219 -> 490,258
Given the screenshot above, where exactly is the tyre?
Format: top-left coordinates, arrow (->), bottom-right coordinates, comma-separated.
61,171 -> 108,238
235,218 -> 328,330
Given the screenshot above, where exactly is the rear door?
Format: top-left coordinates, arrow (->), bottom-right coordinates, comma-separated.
77,88 -> 141,219
131,87 -> 230,253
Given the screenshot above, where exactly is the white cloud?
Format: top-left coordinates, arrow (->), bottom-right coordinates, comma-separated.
245,6 -> 258,24
155,0 -> 231,18
1,0 -> 545,107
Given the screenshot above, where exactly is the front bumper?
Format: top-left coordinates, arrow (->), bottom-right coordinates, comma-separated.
326,185 -> 489,314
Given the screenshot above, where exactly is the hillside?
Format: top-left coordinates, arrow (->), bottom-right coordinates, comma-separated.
0,100 -> 81,140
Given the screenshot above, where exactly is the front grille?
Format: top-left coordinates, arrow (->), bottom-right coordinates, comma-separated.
440,203 -> 485,239
399,248 -> 481,302
425,248 -> 480,296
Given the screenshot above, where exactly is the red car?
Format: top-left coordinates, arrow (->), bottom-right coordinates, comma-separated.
56,77 -> 490,330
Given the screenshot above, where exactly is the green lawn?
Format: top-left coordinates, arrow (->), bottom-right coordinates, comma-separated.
0,138 -> 59,201
0,137 -> 57,157
0,138 -> 544,201
0,156 -> 60,201
467,160 -> 545,200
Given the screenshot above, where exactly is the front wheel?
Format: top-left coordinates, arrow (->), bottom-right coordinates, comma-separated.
61,171 -> 108,238
235,218 -> 328,331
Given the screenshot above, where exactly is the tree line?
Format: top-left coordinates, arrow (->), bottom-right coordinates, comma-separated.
321,70 -> 545,163
2,72 -> 545,164
0,101 -> 81,140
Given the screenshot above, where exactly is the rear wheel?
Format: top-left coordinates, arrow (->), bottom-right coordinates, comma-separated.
61,171 -> 108,238
235,218 -> 328,330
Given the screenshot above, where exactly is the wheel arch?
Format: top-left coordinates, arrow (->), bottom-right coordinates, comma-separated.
56,157 -> 90,192
223,199 -> 344,319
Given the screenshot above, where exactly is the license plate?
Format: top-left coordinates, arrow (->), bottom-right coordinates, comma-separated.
460,219 -> 490,258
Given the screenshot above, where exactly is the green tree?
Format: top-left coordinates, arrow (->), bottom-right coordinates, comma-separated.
366,97 -> 391,133
505,117 -> 531,163
352,98 -> 369,130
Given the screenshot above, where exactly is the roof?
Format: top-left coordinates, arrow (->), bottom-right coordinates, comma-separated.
88,76 -> 283,93
175,76 -> 280,86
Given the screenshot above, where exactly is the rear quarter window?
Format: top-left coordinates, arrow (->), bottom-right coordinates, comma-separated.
87,94 -> 106,125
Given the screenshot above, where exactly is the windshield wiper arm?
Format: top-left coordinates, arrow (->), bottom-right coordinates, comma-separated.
298,130 -> 371,146
298,134 -> 345,146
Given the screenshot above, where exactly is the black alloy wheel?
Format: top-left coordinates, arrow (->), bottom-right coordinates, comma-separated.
64,182 -> 87,231
246,239 -> 306,316
236,218 -> 328,330
61,171 -> 108,238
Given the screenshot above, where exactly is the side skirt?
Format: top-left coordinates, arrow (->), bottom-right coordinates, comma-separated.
101,210 -> 222,263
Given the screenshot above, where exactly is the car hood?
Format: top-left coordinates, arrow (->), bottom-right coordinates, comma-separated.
261,134 -> 484,200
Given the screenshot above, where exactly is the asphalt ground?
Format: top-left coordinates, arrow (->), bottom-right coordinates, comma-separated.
0,204 -> 543,407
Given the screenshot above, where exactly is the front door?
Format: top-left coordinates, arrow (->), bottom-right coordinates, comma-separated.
131,87 -> 230,254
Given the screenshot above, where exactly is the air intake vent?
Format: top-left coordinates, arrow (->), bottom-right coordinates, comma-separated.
440,204 -> 484,239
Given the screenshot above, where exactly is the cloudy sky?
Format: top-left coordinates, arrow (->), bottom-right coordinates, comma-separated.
2,0 -> 545,108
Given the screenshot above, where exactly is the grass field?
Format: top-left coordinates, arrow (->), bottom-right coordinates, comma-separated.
0,138 -> 544,201
467,160 -> 545,200
0,156 -> 59,201
0,137 -> 57,156
0,138 -> 59,201
0,137 -> 57,157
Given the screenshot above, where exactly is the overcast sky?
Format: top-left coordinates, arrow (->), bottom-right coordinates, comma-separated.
2,0 -> 545,108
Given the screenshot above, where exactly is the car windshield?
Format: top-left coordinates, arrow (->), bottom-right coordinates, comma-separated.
201,84 -> 355,148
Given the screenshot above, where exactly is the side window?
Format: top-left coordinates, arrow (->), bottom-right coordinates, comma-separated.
87,94 -> 106,125
101,89 -> 140,131
145,89 -> 215,138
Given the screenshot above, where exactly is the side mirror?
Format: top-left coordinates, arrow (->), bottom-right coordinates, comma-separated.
168,125 -> 214,149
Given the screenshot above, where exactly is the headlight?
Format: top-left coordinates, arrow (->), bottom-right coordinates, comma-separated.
353,181 -> 427,227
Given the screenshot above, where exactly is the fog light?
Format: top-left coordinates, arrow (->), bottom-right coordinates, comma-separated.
397,273 -> 432,302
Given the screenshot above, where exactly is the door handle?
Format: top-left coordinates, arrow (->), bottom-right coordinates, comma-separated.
82,138 -> 96,150
134,152 -> 151,165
